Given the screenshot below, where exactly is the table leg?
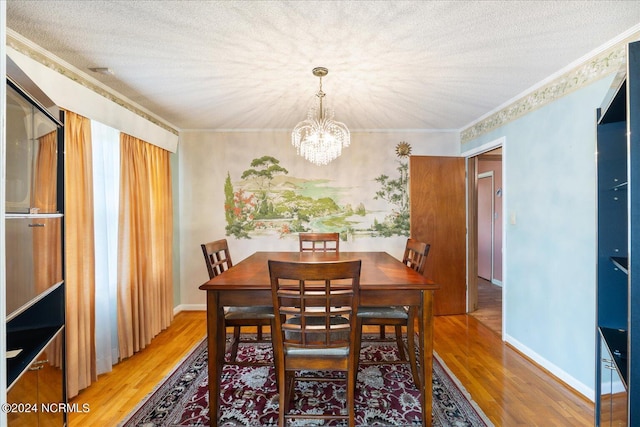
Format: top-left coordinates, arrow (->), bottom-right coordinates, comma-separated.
206,291 -> 225,427
420,290 -> 434,427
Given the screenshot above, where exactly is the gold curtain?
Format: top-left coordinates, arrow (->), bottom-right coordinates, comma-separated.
33,131 -> 64,370
33,131 -> 62,294
33,131 -> 58,212
63,111 -> 97,398
117,133 -> 173,359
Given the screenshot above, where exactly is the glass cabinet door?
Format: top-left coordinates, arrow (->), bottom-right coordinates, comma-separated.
6,83 -> 59,214
600,336 -> 628,426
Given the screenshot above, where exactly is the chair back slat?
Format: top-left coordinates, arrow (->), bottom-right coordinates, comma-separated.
269,260 -> 360,349
299,232 -> 340,252
201,239 -> 233,279
402,238 -> 430,275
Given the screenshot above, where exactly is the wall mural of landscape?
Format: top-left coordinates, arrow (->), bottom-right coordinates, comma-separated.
224,143 -> 412,240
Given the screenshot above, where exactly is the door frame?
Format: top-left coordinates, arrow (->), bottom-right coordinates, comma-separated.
462,136 -> 506,337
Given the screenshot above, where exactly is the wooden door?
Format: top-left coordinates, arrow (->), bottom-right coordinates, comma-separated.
410,156 -> 466,315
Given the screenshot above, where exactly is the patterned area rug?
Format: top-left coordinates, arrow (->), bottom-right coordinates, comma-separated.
120,337 -> 493,426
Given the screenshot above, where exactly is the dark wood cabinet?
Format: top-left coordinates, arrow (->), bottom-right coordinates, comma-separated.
5,78 -> 66,425
596,40 -> 640,426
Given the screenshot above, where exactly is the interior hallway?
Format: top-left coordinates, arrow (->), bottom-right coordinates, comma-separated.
470,277 -> 502,335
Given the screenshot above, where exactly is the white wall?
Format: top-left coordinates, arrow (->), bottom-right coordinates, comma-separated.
176,130 -> 458,309
461,73 -> 618,400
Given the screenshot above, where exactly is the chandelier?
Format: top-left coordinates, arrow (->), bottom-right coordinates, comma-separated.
292,67 -> 350,166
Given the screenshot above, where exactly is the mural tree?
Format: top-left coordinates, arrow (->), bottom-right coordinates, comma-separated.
224,172 -> 256,238
371,142 -> 411,237
241,156 -> 289,219
224,172 -> 235,225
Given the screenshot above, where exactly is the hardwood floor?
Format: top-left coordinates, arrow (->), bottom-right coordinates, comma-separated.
69,310 -> 594,426
68,311 -> 207,426
433,315 -> 593,426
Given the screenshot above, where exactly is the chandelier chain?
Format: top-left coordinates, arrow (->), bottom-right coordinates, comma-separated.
316,76 -> 325,119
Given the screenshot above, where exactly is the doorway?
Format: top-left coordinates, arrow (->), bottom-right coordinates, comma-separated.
467,145 -> 504,335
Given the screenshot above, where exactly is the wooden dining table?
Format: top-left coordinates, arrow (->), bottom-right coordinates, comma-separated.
199,251 -> 439,426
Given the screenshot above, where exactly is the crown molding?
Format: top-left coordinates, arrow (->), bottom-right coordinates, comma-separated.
6,30 -> 179,136
461,29 -> 640,144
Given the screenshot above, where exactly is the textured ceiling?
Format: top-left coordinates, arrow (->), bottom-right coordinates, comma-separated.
6,1 -> 640,132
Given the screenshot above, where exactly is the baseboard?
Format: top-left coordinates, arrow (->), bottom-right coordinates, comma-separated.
173,304 -> 206,315
504,332 -> 595,402
491,278 -> 502,287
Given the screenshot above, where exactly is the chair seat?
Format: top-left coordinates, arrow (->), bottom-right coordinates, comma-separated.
225,305 -> 275,320
357,306 -> 408,319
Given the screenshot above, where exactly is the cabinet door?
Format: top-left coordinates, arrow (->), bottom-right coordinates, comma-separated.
409,156 -> 466,315
600,336 -> 628,426
6,216 -> 62,319
6,332 -> 64,426
6,369 -> 39,426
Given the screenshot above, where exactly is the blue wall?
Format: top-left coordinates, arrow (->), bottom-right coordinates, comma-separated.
462,73 -> 618,398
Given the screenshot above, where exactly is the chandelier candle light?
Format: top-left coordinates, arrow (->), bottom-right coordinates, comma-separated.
292,67 -> 350,166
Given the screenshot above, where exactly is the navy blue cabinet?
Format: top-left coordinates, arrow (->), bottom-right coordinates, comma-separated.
596,40 -> 640,426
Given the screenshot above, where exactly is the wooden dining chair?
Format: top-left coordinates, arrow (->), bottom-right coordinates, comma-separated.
268,259 -> 361,427
298,232 -> 340,252
201,238 -> 274,364
355,238 -> 430,388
